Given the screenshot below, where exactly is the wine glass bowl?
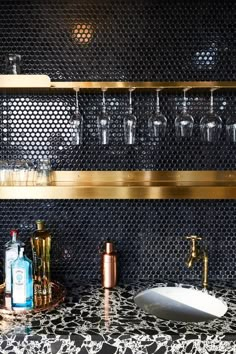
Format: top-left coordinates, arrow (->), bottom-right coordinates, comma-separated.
175,88 -> 194,138
97,110 -> 110,145
175,112 -> 194,138
200,112 -> 222,143
70,89 -> 83,145
148,89 -> 167,140
200,88 -> 222,143
226,116 -> 236,143
124,112 -> 137,144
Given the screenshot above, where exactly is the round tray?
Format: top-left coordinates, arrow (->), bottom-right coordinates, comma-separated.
0,281 -> 66,316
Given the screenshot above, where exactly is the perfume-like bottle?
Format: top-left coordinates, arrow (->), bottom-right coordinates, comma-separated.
11,246 -> 33,310
101,241 -> 117,289
31,220 -> 51,296
4,229 -> 21,294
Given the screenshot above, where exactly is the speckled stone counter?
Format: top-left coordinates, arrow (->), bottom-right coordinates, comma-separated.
0,280 -> 236,354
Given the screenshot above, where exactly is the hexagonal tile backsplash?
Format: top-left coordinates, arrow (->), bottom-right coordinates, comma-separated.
0,0 -> 235,284
0,199 -> 235,284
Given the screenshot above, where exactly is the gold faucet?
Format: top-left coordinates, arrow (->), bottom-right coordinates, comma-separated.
185,235 -> 208,289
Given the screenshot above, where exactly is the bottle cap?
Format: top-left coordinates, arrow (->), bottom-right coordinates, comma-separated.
36,219 -> 44,224
10,229 -> 18,237
36,220 -> 45,230
19,246 -> 24,256
105,241 -> 115,254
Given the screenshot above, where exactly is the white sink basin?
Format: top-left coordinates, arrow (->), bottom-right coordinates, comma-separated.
134,286 -> 228,322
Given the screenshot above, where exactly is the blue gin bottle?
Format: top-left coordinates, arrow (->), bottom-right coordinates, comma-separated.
11,246 -> 33,310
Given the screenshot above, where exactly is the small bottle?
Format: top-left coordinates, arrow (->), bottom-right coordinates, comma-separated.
11,246 -> 33,310
101,241 -> 117,289
31,220 -> 51,296
4,229 -> 21,294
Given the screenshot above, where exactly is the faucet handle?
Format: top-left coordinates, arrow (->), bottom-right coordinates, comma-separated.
185,235 -> 202,241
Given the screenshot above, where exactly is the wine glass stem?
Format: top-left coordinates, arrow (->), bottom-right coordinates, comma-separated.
102,130 -> 107,144
210,89 -> 214,114
129,90 -> 133,114
183,89 -> 187,113
75,90 -> 79,114
102,90 -> 106,113
156,89 -> 160,114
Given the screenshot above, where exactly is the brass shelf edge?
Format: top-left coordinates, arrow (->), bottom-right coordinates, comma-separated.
51,81 -> 236,90
0,77 -> 236,90
1,171 -> 236,200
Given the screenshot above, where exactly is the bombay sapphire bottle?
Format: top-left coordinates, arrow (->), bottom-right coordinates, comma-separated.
4,229 -> 22,294
11,246 -> 33,310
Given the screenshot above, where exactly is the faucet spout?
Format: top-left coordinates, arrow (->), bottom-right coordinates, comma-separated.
186,255 -> 194,268
185,235 -> 208,289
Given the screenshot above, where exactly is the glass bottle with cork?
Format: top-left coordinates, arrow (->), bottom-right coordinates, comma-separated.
31,220 -> 51,297
4,229 -> 22,294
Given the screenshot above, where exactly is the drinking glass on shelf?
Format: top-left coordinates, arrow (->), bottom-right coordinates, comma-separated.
226,116 -> 236,143
124,88 -> 137,144
148,89 -> 167,140
70,88 -> 83,145
25,160 -> 36,184
36,159 -> 52,186
12,160 -> 29,185
200,88 -> 222,143
0,160 -> 8,185
5,54 -> 21,74
175,88 -> 194,138
97,88 -> 110,145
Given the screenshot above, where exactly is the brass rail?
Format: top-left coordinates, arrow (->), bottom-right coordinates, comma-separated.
1,171 -> 236,199
0,76 -> 236,90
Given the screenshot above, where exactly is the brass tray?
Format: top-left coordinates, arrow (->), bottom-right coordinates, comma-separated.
0,281 -> 66,316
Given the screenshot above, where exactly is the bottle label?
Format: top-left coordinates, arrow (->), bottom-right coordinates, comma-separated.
5,248 -> 18,293
12,268 -> 26,304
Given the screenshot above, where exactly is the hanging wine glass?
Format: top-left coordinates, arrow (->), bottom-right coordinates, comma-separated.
175,88 -> 194,138
200,88 -> 222,143
226,116 -> 236,143
97,88 -> 110,145
148,89 -> 167,140
70,88 -> 83,145
124,88 -> 137,144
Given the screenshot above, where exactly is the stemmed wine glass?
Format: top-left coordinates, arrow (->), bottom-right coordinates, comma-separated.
200,88 -> 222,143
148,89 -> 167,140
175,88 -> 194,138
97,88 -> 110,145
70,88 -> 83,145
124,88 -> 137,144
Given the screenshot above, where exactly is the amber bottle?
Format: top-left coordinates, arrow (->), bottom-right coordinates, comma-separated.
31,220 -> 51,296
101,241 -> 117,289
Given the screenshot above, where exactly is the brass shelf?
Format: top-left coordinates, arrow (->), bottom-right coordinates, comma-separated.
50,81 -> 236,90
1,171 -> 236,199
0,76 -> 236,90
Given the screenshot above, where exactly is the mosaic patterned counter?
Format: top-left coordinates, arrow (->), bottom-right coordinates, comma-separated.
0,280 -> 236,354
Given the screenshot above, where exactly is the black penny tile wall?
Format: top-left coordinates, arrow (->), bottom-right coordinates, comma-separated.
0,0 -> 235,283
0,199 -> 236,284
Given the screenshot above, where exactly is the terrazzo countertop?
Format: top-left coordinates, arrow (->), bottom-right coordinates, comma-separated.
0,279 -> 236,354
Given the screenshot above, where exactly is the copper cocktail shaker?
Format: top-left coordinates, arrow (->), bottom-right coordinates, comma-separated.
101,241 -> 117,288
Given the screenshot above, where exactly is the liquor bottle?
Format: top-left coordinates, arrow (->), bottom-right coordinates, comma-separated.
11,246 -> 33,310
4,229 -> 21,294
31,220 -> 51,296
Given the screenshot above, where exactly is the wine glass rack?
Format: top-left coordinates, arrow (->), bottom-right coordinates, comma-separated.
0,75 -> 236,200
